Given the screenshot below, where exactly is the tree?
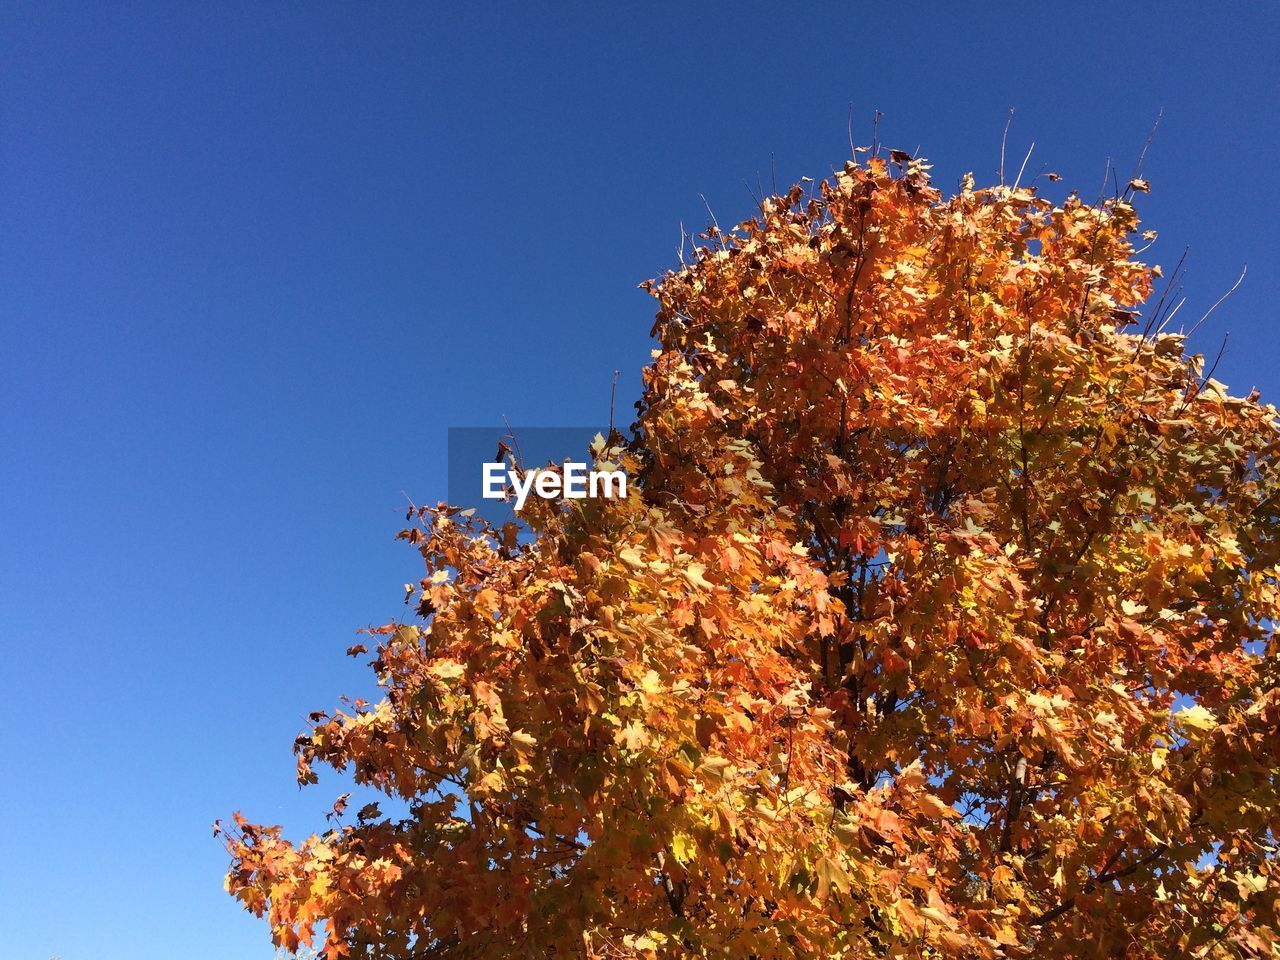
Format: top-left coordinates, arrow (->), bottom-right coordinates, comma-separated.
221,153 -> 1280,959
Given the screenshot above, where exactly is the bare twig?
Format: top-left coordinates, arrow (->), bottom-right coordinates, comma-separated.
999,107 -> 1015,184
1185,265 -> 1246,339
1144,245 -> 1189,338
1199,332 -> 1230,390
1013,141 -> 1035,191
699,193 -> 723,247
501,415 -> 524,471
1131,107 -> 1163,183
608,369 -> 620,437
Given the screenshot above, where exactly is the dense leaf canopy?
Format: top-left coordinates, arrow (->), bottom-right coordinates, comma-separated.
223,154 -> 1280,959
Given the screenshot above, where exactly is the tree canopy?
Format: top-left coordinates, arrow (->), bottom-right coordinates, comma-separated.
222,152 -> 1280,959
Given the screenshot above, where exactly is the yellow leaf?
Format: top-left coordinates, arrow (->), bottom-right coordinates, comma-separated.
671,832 -> 696,865
815,856 -> 851,899
918,904 -> 952,926
1175,704 -> 1217,732
616,721 -> 649,751
1236,872 -> 1266,899
697,756 -> 733,779
896,761 -> 927,789
682,562 -> 714,590
917,793 -> 958,819
619,547 -> 646,570
429,660 -> 466,680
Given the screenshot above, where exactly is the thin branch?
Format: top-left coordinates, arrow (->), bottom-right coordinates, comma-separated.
1096,156 -> 1112,205
608,369 -> 620,437
501,415 -> 525,471
999,107 -> 1015,184
700,193 -> 724,247
1035,844 -> 1169,926
1197,332 -> 1230,392
1131,107 -> 1163,183
1012,141 -> 1035,191
1185,265 -> 1246,339
1143,244 -> 1189,338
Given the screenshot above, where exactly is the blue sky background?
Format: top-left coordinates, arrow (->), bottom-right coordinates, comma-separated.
1,4 -> 1277,958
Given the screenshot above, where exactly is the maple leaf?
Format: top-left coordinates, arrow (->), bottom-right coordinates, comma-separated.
1174,703 -> 1217,732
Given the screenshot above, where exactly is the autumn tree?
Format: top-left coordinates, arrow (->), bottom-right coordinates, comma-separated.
222,152 -> 1280,959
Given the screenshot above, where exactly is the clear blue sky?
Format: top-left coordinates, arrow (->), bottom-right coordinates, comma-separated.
1,4 -> 1276,958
